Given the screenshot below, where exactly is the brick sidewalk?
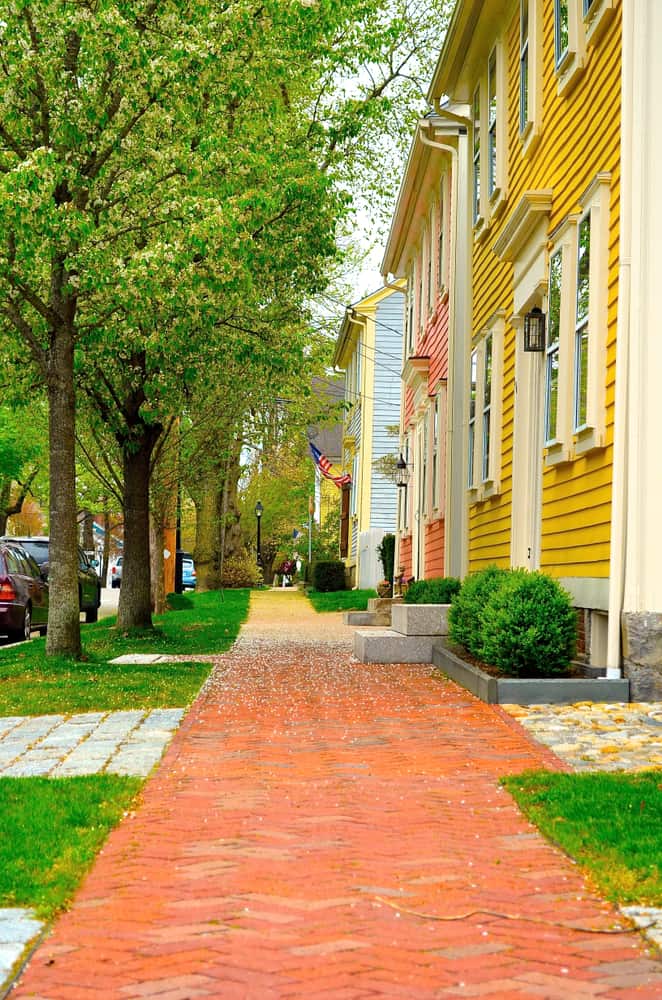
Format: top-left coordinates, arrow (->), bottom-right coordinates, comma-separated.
10,592 -> 661,998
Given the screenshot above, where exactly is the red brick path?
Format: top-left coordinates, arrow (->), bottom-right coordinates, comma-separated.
12,593 -> 661,998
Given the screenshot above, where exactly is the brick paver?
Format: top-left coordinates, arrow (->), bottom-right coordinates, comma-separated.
10,591 -> 661,998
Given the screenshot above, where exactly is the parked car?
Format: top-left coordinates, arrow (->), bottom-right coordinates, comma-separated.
110,556 -> 122,589
0,540 -> 49,642
2,536 -> 102,623
182,555 -> 196,590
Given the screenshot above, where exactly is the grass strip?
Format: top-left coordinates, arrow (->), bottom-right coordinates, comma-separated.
0,775 -> 141,919
306,589 -> 377,613
0,589 -> 250,715
502,770 -> 662,906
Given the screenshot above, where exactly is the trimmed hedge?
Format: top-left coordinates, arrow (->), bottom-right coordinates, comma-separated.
480,570 -> 576,677
312,561 -> 346,593
221,555 -> 263,588
404,576 -> 461,605
448,565 -> 508,656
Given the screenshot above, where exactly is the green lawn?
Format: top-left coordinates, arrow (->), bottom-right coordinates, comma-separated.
306,588 -> 377,613
503,770 -> 662,905
0,775 -> 141,919
0,589 -> 250,715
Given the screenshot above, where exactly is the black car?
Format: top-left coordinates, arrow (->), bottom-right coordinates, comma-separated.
0,540 -> 49,642
3,536 -> 102,623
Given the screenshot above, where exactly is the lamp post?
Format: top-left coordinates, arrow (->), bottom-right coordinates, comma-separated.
255,500 -> 263,566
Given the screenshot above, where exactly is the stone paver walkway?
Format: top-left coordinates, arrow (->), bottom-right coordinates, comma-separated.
0,709 -> 185,778
8,590 -> 661,999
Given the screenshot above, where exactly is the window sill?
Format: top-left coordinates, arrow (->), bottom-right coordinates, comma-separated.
585,0 -> 614,46
556,53 -> 585,98
473,215 -> 487,242
573,425 -> 605,456
544,441 -> 572,467
520,119 -> 541,160
489,187 -> 507,222
468,480 -> 500,504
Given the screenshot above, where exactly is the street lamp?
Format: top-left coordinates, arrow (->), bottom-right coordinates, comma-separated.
255,500 -> 264,566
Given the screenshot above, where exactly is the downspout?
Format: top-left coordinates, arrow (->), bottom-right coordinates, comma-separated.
606,0 -> 633,678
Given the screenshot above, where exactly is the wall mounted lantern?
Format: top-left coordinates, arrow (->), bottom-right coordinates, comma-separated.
395,454 -> 411,489
523,306 -> 546,352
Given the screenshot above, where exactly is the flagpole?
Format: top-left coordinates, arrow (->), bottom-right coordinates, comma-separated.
308,495 -> 313,564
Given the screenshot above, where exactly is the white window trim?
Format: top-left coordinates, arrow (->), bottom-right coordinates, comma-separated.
473,40 -> 508,238
543,172 -> 610,463
437,176 -> 448,299
544,219 -> 576,466
520,0 -> 543,158
554,0 -> 586,97
467,316 -> 504,500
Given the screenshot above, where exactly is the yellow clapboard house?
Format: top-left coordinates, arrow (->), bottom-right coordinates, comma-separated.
427,0 -> 620,670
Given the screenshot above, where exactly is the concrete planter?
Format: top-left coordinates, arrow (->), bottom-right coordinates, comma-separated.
432,640 -> 630,705
391,603 -> 450,636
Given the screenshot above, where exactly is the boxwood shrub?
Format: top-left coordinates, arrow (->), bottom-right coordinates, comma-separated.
404,576 -> 461,605
448,565 -> 509,656
312,561 -> 346,593
480,570 -> 577,677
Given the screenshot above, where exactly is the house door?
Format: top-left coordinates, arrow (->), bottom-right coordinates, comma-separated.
511,343 -> 544,569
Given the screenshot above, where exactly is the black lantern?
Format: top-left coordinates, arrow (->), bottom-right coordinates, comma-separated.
395,454 -> 411,489
523,307 -> 546,352
255,500 -> 264,566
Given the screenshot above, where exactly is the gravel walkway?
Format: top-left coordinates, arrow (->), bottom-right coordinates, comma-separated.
6,589 -> 661,999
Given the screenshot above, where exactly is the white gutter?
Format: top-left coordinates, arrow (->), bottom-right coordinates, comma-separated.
606,0 -> 633,678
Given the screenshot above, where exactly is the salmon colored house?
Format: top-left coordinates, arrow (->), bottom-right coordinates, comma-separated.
381,114 -> 470,585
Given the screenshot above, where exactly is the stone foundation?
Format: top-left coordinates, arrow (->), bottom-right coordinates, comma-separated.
622,612 -> 662,701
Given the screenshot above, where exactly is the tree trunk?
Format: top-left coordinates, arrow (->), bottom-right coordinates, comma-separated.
46,326 -> 82,657
101,506 -> 111,585
117,432 -> 158,630
0,481 -> 10,536
150,513 -> 166,614
193,475 -> 223,591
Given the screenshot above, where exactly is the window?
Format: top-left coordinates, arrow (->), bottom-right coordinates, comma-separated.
574,213 -> 591,430
519,0 -> 529,134
481,335 -> 492,483
471,42 -> 507,229
351,453 -> 359,515
543,173 -> 610,461
438,180 -> 446,290
421,418 -> 428,516
545,250 -> 563,443
427,215 -> 434,313
355,335 -> 362,397
468,317 -> 504,497
431,396 -> 439,509
518,0 -> 542,150
555,0 -> 569,67
583,0 -> 596,13
406,274 -> 414,355
488,49 -> 497,198
472,85 -> 481,224
468,351 -> 477,487
417,257 -> 423,339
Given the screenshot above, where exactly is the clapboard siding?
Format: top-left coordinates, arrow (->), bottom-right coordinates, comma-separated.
370,292 -> 404,531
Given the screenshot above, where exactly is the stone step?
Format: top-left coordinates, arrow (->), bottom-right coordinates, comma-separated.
343,611 -> 378,626
354,628 -> 434,664
391,603 -> 450,637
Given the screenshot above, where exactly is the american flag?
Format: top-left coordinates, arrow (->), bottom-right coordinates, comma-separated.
309,442 -> 352,489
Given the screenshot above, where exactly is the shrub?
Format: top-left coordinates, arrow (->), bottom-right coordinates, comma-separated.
221,555 -> 263,589
377,533 -> 395,583
404,576 -> 461,605
448,565 -> 509,656
480,571 -> 577,677
313,561 -> 346,592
